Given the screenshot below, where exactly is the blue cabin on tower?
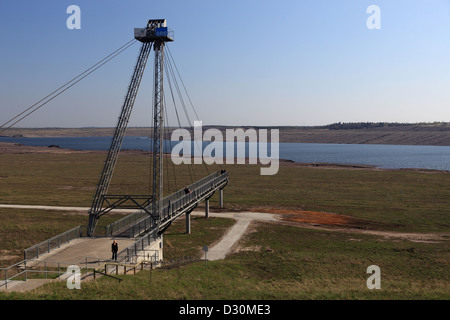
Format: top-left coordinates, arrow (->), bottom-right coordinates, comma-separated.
134,19 -> 174,43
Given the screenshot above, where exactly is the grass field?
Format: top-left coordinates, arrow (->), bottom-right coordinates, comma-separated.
0,149 -> 449,299
1,152 -> 449,232
3,219 -> 449,300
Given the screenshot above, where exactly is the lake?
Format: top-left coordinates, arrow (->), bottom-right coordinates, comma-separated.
1,136 -> 449,171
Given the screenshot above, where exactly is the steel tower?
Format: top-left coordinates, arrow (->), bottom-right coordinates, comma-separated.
87,19 -> 173,236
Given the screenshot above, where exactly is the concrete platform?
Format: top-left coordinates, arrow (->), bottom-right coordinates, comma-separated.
29,237 -> 136,265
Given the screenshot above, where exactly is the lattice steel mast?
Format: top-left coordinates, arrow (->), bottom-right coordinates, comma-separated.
151,39 -> 165,225
87,19 -> 173,236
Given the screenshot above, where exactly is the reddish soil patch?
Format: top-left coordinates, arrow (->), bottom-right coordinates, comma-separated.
251,208 -> 351,226
248,208 -> 449,243
248,207 -> 396,231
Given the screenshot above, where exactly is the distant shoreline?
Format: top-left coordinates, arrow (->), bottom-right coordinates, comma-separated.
2,123 -> 450,146
2,141 -> 449,174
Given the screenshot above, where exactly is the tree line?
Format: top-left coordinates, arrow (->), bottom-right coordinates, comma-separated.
324,122 -> 448,130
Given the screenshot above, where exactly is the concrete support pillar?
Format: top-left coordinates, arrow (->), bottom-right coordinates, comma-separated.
186,212 -> 191,234
205,199 -> 209,218
159,234 -> 163,261
219,189 -> 224,208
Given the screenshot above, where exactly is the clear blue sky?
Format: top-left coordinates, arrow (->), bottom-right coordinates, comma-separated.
1,0 -> 449,127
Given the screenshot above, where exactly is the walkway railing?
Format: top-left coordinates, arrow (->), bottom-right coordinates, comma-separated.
93,250 -> 159,282
21,171 -> 228,264
121,229 -> 159,263
0,256 -> 102,290
23,226 -> 82,260
126,170 -> 229,237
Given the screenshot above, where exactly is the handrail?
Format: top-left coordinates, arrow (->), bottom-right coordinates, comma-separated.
92,270 -> 122,282
92,258 -> 155,281
125,171 -> 228,237
0,255 -> 105,289
8,171 -> 229,289
23,225 -> 82,260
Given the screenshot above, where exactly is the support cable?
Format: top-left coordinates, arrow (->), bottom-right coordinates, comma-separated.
0,39 -> 137,135
165,50 -> 211,176
166,47 -> 200,121
164,58 -> 197,183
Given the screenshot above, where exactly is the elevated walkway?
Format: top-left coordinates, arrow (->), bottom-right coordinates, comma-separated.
108,170 -> 229,238
2,171 -> 228,291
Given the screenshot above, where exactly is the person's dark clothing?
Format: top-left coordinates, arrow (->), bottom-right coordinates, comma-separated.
111,242 -> 118,261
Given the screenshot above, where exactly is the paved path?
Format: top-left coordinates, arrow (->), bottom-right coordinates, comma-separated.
1,236 -> 136,292
191,211 -> 279,260
1,203 -> 279,264
28,237 -> 136,265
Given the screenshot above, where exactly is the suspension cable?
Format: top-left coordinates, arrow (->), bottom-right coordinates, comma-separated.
164,59 -> 196,183
164,51 -> 211,178
166,47 -> 200,121
167,48 -> 222,174
0,39 -> 137,135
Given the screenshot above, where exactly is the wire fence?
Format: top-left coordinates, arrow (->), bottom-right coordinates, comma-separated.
10,170 -> 228,289
0,256 -> 103,290
121,228 -> 159,264
23,226 -> 82,260
2,230 -> 161,290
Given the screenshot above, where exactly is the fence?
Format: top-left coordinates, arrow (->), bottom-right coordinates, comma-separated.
121,229 -> 159,263
23,226 -> 82,260
0,256 -> 102,290
93,249 -> 159,281
19,171 -> 228,276
108,209 -> 148,236
124,170 -> 229,237
22,209 -> 151,260
2,235 -> 160,290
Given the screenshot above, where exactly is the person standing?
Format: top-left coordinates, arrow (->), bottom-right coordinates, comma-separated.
111,240 -> 118,261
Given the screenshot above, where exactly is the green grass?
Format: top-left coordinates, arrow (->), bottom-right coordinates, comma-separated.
2,220 -> 448,300
0,152 -> 449,299
0,152 -> 449,232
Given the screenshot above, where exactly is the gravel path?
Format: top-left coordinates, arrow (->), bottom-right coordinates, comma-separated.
191,211 -> 279,260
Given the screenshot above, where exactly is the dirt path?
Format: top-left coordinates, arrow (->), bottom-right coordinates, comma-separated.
1,204 -> 448,262
192,211 -> 278,260
192,210 -> 449,261
252,209 -> 449,243
286,222 -> 448,243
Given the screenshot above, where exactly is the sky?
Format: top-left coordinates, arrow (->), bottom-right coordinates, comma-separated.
1,0 -> 450,128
